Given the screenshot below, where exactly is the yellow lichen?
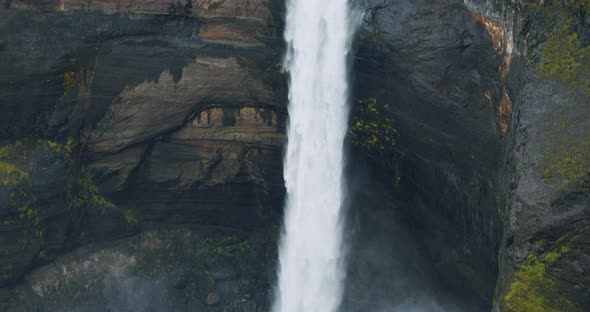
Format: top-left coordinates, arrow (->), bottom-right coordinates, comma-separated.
0,141 -> 24,159
44,137 -> 74,160
543,140 -> 590,187
63,71 -> 79,97
540,108 -> 590,188
67,169 -> 116,212
0,162 -> 30,186
534,4 -> 590,94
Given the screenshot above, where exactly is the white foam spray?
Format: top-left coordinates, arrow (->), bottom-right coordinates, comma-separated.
273,0 -> 358,311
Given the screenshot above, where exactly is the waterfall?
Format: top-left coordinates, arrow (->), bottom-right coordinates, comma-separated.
273,0 -> 357,311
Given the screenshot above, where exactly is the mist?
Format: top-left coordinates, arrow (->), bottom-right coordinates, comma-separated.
340,150 -> 469,312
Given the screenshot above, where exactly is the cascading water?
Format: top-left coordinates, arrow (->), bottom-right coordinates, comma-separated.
273,0 -> 357,311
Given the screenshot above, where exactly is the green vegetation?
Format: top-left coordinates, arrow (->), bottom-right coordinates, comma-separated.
0,138 -> 72,162
46,137 -> 74,160
538,18 -> 590,93
0,140 -> 58,265
0,162 -> 29,186
67,168 -> 116,212
529,2 -> 590,94
195,236 -> 252,257
0,138 -> 141,284
0,139 -> 72,209
350,98 -> 403,181
66,167 -> 142,227
503,226 -> 587,311
504,253 -> 553,312
66,168 -> 141,227
544,246 -> 571,264
542,140 -> 590,187
0,141 -> 30,187
0,141 -> 23,159
540,109 -> 590,188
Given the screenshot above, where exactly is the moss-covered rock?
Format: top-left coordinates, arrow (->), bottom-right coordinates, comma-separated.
0,138 -> 138,287
528,1 -> 590,94
0,139 -> 69,286
503,225 -> 588,312
538,107 -> 590,188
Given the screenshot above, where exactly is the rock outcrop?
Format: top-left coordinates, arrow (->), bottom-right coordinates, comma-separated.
5,225 -> 276,311
466,1 -> 590,310
346,0 -> 589,311
0,1 -> 286,308
346,0 -> 506,309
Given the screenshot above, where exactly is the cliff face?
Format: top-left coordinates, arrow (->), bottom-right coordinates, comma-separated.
0,0 -> 588,311
466,1 -> 590,310
0,0 -> 286,310
347,0 -> 589,311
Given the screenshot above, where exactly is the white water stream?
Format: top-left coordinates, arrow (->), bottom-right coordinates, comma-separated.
273,0 -> 357,311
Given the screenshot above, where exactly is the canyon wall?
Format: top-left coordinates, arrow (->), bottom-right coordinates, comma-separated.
0,0 -> 286,310
0,0 -> 588,311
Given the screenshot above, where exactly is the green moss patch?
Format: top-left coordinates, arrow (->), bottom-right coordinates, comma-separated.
544,246 -> 571,264
538,19 -> 590,93
503,226 -> 587,311
350,97 -> 403,182
0,162 -> 29,186
530,2 -> 590,94
542,140 -> 590,187
539,109 -> 590,188
67,168 -> 139,227
67,168 -> 116,212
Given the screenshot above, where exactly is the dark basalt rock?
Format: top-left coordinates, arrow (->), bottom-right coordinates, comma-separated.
346,0 -> 505,310
346,0 -> 589,311
0,0 -> 287,301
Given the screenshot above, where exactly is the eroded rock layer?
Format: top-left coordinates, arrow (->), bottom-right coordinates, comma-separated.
0,0 -> 588,311
0,1 -> 286,306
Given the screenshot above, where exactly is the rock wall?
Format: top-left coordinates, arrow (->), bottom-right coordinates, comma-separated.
458,0 -> 590,310
470,1 -> 590,311
348,0 -> 589,311
348,0 -> 506,309
0,0 -> 286,306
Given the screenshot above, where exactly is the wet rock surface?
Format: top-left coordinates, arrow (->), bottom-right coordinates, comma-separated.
347,0 -> 589,311
347,0 -> 506,310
